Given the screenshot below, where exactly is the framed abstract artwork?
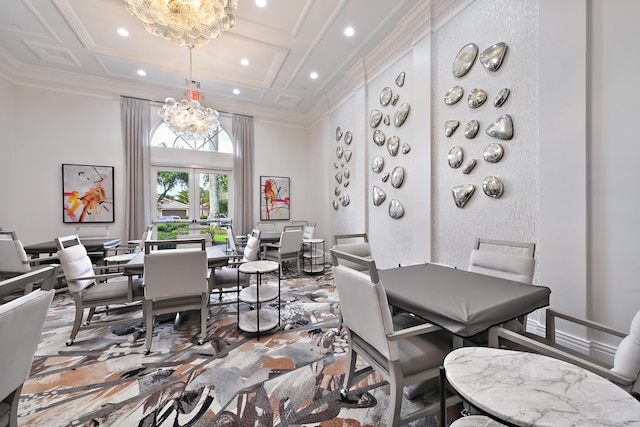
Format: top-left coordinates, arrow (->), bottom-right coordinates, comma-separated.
260,176 -> 290,220
62,164 -> 115,223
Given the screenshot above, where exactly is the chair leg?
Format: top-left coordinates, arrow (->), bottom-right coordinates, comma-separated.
342,346 -> 358,391
389,363 -> 404,427
144,300 -> 153,354
199,293 -> 208,345
6,385 -> 22,427
67,304 -> 84,345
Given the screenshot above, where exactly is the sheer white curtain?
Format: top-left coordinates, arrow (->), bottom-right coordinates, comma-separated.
232,114 -> 254,235
121,96 -> 151,241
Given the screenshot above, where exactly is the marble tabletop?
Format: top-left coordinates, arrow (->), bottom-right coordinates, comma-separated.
444,347 -> 640,426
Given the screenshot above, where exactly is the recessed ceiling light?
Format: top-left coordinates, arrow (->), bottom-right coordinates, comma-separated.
240,58 -> 249,66
233,89 -> 240,95
310,72 -> 318,79
137,69 -> 146,76
117,28 -> 129,37
344,26 -> 355,37
256,0 -> 267,7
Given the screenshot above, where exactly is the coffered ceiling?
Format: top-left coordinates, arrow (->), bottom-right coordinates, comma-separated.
0,0 -> 463,124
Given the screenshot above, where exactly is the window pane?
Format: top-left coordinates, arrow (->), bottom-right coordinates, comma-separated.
156,170 -> 189,220
151,122 -> 233,153
200,172 -> 229,223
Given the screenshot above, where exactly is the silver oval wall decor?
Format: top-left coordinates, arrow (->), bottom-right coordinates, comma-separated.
344,131 -> 352,145
334,187 -> 341,196
395,71 -> 405,87
402,143 -> 411,154
380,87 -> 393,106
483,143 -> 504,163
381,172 -> 390,182
452,43 -> 478,77
467,88 -> 487,109
372,155 -> 384,173
483,176 -> 504,198
336,127 -> 343,141
335,171 -> 343,183
445,86 -> 464,105
383,115 -> 390,126
389,199 -> 405,219
494,88 -> 510,107
373,129 -> 386,146
341,194 -> 351,206
448,146 -> 464,168
393,103 -> 410,127
391,166 -> 405,188
462,159 -> 477,174
464,120 -> 480,139
332,200 -> 339,210
336,146 -> 343,158
452,184 -> 476,208
391,93 -> 399,106
370,110 -> 382,128
344,150 -> 352,162
387,136 -> 400,156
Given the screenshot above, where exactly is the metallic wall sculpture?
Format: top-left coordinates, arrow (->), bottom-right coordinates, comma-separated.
462,159 -> 477,174
372,155 -> 384,173
373,186 -> 386,206
344,131 -> 352,145
464,120 -> 479,139
480,42 -> 508,72
380,87 -> 392,106
389,199 -> 405,219
373,129 -> 386,146
395,72 -> 405,87
482,176 -> 504,198
486,114 -> 513,140
390,166 -> 405,188
393,103 -> 410,127
467,88 -> 487,108
336,127 -> 342,141
448,146 -> 464,168
452,184 -> 476,208
483,143 -> 504,163
370,110 -> 382,128
445,120 -> 460,137
494,88 -> 510,107
445,86 -> 464,105
452,43 -> 478,77
387,136 -> 399,156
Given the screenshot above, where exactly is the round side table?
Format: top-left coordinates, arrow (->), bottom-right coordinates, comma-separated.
237,260 -> 280,339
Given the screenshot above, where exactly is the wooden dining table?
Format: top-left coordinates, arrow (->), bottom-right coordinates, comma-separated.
24,237 -> 122,258
443,347 -> 640,426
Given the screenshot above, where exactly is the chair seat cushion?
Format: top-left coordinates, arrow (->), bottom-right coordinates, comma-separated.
82,277 -> 143,303
213,268 -> 249,288
351,313 -> 452,377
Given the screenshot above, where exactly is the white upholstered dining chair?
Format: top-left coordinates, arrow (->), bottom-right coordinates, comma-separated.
0,268 -> 57,427
0,231 -> 58,294
142,238 -> 209,354
262,229 -> 303,276
468,238 -> 535,333
331,248 -> 453,427
489,308 -> 640,394
56,235 -> 144,345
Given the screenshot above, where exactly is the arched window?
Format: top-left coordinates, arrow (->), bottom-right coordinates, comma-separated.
151,122 -> 233,153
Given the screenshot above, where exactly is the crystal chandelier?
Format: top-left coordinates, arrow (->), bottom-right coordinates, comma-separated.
158,46 -> 220,142
125,0 -> 238,47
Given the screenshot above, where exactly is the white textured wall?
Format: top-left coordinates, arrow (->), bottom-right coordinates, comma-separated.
432,0 -> 540,271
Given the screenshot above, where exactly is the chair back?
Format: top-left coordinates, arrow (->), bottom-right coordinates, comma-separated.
278,229 -> 303,255
256,222 -> 276,232
226,226 -> 238,252
0,231 -> 30,274
0,288 -> 55,406
143,240 -> 208,300
75,225 -> 109,238
250,229 -> 261,239
302,225 -> 315,240
242,235 -> 261,262
468,250 -> 535,283
177,233 -> 212,248
331,251 -> 397,361
55,234 -> 82,250
56,242 -> 95,293
332,233 -> 372,271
